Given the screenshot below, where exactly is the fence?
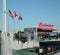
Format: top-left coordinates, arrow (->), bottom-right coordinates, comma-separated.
13,50 -> 38,55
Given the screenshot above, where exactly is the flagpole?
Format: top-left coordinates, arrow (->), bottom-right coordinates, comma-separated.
13,19 -> 15,33
8,16 -> 9,33
19,20 -> 20,32
18,20 -> 21,48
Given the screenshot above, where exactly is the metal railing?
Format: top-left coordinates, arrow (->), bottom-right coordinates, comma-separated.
44,49 -> 60,55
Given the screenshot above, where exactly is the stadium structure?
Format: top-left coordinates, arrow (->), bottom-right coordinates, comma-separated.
1,0 -> 60,55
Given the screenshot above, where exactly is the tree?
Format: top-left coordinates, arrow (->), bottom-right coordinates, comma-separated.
13,31 -> 27,44
56,32 -> 60,39
0,30 -> 2,39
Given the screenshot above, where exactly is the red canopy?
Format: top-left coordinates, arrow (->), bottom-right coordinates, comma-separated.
37,28 -> 57,31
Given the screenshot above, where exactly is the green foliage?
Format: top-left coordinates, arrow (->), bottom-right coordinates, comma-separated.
0,30 -> 1,33
14,31 -> 27,43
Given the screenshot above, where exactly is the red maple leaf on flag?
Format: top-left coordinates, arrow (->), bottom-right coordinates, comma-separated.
14,11 -> 18,17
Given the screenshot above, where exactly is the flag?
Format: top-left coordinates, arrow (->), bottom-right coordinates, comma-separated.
17,14 -> 23,20
14,11 -> 18,17
8,10 -> 14,18
14,12 -> 23,20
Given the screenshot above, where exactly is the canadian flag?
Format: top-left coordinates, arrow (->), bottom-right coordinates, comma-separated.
14,12 -> 18,17
14,12 -> 23,20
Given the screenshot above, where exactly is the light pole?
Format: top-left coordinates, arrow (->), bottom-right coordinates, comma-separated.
1,0 -> 13,55
3,0 -> 6,32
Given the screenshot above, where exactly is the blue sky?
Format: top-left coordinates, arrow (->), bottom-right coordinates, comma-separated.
0,0 -> 60,32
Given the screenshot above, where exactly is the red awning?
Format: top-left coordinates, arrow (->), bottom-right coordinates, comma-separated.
37,28 -> 57,31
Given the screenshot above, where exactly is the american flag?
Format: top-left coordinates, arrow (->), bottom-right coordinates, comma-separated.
8,10 -> 14,18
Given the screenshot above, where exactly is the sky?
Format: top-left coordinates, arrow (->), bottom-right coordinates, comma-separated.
0,0 -> 60,32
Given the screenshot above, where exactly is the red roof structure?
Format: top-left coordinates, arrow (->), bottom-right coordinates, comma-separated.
37,22 -> 57,33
